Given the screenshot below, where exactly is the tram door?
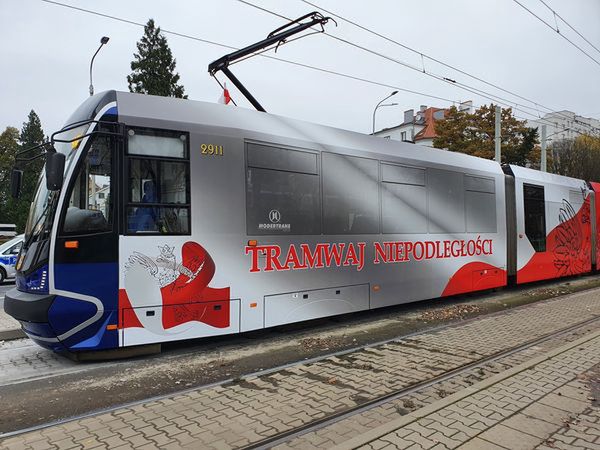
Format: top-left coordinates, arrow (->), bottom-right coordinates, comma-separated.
53,133 -> 120,350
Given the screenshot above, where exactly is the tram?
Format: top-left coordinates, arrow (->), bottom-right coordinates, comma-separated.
5,91 -> 599,355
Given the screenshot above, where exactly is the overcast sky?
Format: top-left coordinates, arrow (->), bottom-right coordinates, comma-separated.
1,0 -> 599,137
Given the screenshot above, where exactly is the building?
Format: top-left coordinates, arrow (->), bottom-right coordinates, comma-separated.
374,101 -> 473,147
527,111 -> 600,142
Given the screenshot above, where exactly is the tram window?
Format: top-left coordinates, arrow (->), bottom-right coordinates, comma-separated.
126,207 -> 189,234
428,169 -> 465,233
381,163 -> 425,186
382,183 -> 427,234
129,160 -> 188,204
126,128 -> 190,235
323,153 -> 379,234
128,128 -> 187,158
465,175 -> 497,233
523,184 -> 546,252
246,168 -> 321,235
247,143 -> 318,174
62,136 -> 112,234
381,163 -> 426,234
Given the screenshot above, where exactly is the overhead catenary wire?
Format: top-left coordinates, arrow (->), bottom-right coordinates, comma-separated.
297,0 -> 600,134
538,0 -> 600,55
235,0 -> 600,135
512,0 -> 600,68
38,0 -> 463,108
39,0 -> 597,137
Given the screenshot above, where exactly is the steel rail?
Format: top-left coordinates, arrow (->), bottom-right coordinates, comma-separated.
244,313 -> 600,450
0,292 -> 598,441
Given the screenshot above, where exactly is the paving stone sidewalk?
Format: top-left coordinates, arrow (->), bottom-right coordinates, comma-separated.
0,308 -> 19,333
1,289 -> 599,449
336,331 -> 600,450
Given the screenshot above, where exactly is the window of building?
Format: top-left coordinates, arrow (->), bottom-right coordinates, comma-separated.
428,169 -> 465,233
62,135 -> 113,234
246,143 -> 320,235
322,153 -> 379,234
433,110 -> 445,120
381,163 -> 427,234
401,131 -> 407,141
465,175 -> 497,232
126,128 -> 190,234
523,184 -> 546,252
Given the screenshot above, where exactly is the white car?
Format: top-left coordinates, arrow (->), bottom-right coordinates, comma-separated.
0,235 -> 24,283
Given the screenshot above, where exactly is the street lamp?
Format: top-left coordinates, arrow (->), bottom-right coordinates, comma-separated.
372,90 -> 398,134
89,36 -> 110,97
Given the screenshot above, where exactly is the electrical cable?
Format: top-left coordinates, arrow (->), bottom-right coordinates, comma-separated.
298,0 -> 600,133
39,0 -> 598,136
38,0 -> 463,107
512,0 -> 600,68
236,0 -> 600,134
538,0 -> 600,55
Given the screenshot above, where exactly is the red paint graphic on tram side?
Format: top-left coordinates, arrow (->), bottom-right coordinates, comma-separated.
119,242 -> 230,330
518,196 -> 591,284
590,182 -> 600,268
442,262 -> 507,297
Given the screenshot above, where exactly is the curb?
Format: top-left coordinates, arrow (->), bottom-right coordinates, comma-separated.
333,328 -> 600,450
0,328 -> 25,341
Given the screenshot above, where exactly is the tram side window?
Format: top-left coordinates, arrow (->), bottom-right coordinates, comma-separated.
63,135 -> 112,234
465,175 -> 497,233
246,144 -> 320,235
126,128 -> 190,235
428,169 -> 466,233
323,153 -> 379,234
381,163 -> 427,234
523,184 -> 546,252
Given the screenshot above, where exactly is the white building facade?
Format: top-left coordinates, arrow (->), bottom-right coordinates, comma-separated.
374,101 -> 473,147
527,111 -> 600,141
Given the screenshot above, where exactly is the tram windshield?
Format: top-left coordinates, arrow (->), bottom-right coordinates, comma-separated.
23,123 -> 92,246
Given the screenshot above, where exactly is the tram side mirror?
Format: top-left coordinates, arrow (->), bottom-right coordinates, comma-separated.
45,151 -> 65,191
10,169 -> 23,199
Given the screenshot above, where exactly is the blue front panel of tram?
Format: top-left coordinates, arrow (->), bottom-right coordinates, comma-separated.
51,262 -> 119,350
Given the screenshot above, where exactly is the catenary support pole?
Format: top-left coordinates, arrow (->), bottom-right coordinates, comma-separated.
541,124 -> 547,172
495,106 -> 501,163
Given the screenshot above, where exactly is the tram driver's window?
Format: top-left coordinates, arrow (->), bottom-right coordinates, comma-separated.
126,128 -> 190,235
523,184 -> 546,252
62,136 -> 112,234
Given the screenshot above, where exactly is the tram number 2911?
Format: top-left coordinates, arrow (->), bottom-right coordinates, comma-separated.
201,144 -> 224,156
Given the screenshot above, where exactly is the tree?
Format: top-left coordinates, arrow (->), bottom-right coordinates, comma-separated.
552,135 -> 600,181
0,127 -> 20,225
433,104 -> 544,168
127,19 -> 187,98
0,111 -> 46,232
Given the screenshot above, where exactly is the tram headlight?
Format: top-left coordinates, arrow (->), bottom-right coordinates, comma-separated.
16,265 -> 49,294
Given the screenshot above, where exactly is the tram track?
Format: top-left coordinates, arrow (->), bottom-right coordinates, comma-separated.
244,314 -> 600,450
1,290 -> 599,446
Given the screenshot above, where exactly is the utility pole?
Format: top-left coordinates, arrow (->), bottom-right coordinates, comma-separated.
494,106 -> 501,163
541,124 -> 547,172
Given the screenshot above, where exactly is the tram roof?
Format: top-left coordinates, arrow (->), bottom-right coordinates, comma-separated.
114,90 -> 504,175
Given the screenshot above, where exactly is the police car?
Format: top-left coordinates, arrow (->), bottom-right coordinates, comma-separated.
0,235 -> 23,283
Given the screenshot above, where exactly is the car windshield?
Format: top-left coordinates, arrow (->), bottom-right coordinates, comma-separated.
23,123 -> 91,244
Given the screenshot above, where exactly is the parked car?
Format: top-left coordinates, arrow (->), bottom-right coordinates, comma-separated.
0,234 -> 24,283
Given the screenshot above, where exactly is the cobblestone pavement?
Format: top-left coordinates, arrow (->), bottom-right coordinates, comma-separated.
0,339 -> 81,386
1,289 -> 599,449
338,332 -> 600,450
0,306 -> 20,332
279,319 -> 600,449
